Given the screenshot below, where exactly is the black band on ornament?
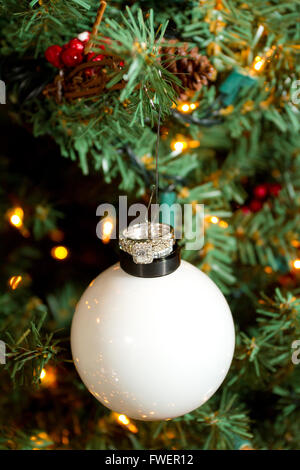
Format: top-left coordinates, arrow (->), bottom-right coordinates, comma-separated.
119,244 -> 181,278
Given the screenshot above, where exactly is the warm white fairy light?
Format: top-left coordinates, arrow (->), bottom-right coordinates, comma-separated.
9,275 -> 23,290
51,245 -> 69,260
174,141 -> 184,152
8,207 -> 24,228
118,414 -> 130,425
253,55 -> 265,72
177,102 -> 199,114
181,104 -> 190,112
170,137 -> 189,154
116,413 -> 138,433
39,366 -> 57,387
219,220 -> 228,228
102,219 -> 114,244
293,259 -> 300,270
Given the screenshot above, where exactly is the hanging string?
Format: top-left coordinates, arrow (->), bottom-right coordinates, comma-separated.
145,105 -> 161,232
143,80 -> 162,228
155,107 -> 162,207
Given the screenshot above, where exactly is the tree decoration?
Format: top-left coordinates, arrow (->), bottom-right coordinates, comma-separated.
67,38 -> 85,53
249,199 -> 263,213
71,224 -> 235,421
242,181 -> 283,213
43,1 -> 126,101
1,0 -> 300,451
45,45 -> 63,69
268,183 -> 282,197
253,183 -> 268,200
160,39 -> 217,100
43,54 -> 125,101
60,47 -> 83,68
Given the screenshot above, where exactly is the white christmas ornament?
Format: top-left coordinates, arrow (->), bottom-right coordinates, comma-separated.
71,259 -> 235,421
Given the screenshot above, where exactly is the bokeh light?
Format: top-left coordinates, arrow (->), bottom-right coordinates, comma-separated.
51,245 -> 69,260
9,275 -> 22,290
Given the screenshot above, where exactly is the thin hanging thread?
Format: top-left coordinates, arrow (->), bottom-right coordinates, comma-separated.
143,81 -> 162,209
155,107 -> 162,207
146,106 -> 162,230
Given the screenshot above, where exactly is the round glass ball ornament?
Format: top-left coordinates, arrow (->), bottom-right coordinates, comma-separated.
71,260 -> 235,421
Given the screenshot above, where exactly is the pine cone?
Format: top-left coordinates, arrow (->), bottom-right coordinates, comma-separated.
160,40 -> 217,100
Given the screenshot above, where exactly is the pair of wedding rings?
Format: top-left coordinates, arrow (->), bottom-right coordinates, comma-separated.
119,222 -> 175,264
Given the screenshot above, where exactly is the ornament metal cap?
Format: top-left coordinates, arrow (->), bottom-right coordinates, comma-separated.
119,222 -> 181,278
120,243 -> 181,278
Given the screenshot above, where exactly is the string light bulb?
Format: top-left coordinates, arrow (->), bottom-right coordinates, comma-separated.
171,135 -> 200,154
171,140 -> 188,153
51,245 -> 69,260
189,140 -> 200,149
293,259 -> 300,270
10,214 -> 22,227
219,220 -> 228,229
30,431 -> 52,450
210,216 -> 219,224
40,366 -> 57,387
116,413 -> 138,433
102,220 -> 114,244
8,207 -> 24,228
179,103 -> 190,113
177,102 -> 199,114
117,414 -> 130,426
252,56 -> 265,72
9,275 -> 23,290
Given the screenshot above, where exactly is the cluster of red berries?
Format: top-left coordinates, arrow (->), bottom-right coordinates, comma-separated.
45,32 -> 90,68
242,182 -> 282,214
44,32 -> 110,70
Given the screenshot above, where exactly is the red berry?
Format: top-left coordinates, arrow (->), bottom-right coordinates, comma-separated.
87,52 -> 95,61
278,274 -> 294,287
88,52 -> 105,64
45,45 -> 63,68
119,60 -> 125,67
249,199 -> 263,212
87,52 -> 105,62
92,54 -> 105,62
61,47 -> 83,67
268,183 -> 281,197
77,31 -> 90,43
253,184 -> 268,199
241,206 -> 250,214
68,38 -> 85,52
85,53 -> 95,77
85,52 -> 105,77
